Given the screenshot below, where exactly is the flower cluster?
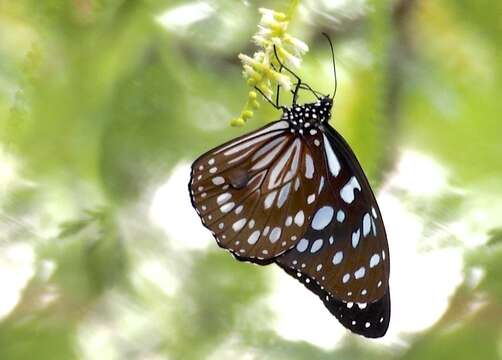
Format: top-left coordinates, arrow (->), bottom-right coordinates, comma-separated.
231,8 -> 309,127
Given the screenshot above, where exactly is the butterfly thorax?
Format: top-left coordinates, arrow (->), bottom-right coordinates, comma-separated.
281,96 -> 333,135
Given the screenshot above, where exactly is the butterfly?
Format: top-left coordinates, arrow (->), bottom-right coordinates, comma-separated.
188,35 -> 390,338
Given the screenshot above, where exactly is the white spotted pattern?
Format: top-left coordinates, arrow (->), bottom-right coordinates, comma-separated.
370,254 -> 380,268
232,219 -> 246,232
296,238 -> 309,252
269,227 -> 281,243
277,183 -> 291,208
264,191 -> 277,209
294,211 -> 304,226
246,232 -> 258,245
322,134 -> 341,177
305,154 -> 314,179
217,193 -> 231,205
354,267 -> 366,279
220,202 -> 235,213
336,210 -> 345,223
310,239 -> 323,253
212,176 -> 225,185
311,206 -> 334,230
362,213 -> 371,237
340,176 -> 361,204
352,229 -> 361,248
332,251 -> 343,265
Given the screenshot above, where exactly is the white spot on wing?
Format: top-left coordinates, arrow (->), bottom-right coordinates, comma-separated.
370,254 -> 380,268
277,183 -> 291,208
248,230 -> 260,245
294,177 -> 300,191
305,154 -> 314,179
340,177 -> 361,204
342,273 -> 350,283
311,206 -> 334,230
322,134 -> 341,177
220,202 -> 235,213
294,211 -> 305,226
217,193 -> 231,205
232,218 -> 246,232
362,213 -> 371,237
318,176 -> 324,194
310,239 -> 323,253
212,176 -> 225,185
354,267 -> 366,279
332,251 -> 343,265
296,239 -> 309,252
269,227 -> 282,243
352,229 -> 361,248
264,191 -> 277,209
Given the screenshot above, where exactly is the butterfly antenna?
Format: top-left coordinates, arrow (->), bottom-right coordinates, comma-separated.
322,33 -> 337,99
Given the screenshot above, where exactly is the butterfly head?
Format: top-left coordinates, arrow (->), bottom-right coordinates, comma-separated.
282,96 -> 333,133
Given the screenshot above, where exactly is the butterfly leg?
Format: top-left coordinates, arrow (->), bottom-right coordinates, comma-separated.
273,45 -> 302,104
296,83 -> 322,100
275,64 -> 283,107
254,86 -> 281,110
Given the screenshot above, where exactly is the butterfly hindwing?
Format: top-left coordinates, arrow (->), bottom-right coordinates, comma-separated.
276,122 -> 390,336
189,120 -> 327,262
278,263 -> 390,338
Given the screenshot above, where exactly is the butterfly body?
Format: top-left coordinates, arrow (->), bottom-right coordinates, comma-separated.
281,97 -> 332,134
189,94 -> 390,337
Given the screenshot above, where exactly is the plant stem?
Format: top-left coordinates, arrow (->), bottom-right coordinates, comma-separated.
287,0 -> 300,20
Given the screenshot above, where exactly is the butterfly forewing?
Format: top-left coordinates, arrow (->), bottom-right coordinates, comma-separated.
190,120 -> 326,261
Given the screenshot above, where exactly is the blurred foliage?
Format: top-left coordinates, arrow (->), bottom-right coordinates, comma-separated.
0,0 -> 501,359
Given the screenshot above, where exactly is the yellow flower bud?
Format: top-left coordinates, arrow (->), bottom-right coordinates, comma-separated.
230,117 -> 246,127
249,91 -> 257,99
242,110 -> 254,119
273,12 -> 287,21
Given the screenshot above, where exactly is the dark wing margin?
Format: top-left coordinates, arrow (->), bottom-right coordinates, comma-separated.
279,263 -> 390,337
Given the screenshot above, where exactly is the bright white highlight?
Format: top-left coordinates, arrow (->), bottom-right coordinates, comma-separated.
150,163 -> 211,250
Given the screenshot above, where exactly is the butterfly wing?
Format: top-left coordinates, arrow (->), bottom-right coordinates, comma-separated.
189,120 -> 326,262
278,263 -> 390,337
276,123 -> 390,337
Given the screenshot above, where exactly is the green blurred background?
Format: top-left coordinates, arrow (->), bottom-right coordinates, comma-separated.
0,0 -> 501,359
